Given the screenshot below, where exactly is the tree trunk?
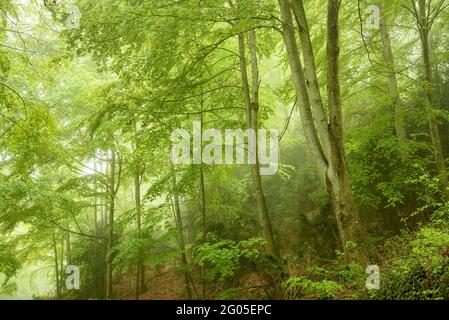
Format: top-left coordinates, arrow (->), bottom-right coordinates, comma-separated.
248,30 -> 277,257
198,142 -> 207,297
290,0 -> 332,159
66,233 -> 72,266
379,12 -> 408,162
278,0 -> 329,185
171,165 -> 192,299
279,0 -> 366,260
106,151 -> 116,299
237,30 -> 277,257
199,167 -> 206,240
98,190 -> 107,299
198,108 -> 207,242
94,159 -> 99,235
418,0 -> 445,174
52,233 -> 61,300
134,169 -> 143,300
60,235 -> 65,295
326,0 -> 365,259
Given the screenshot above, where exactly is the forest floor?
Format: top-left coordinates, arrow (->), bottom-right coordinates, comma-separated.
115,264 -> 185,300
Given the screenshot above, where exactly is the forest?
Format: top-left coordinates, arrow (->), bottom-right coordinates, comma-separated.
1,0 -> 449,301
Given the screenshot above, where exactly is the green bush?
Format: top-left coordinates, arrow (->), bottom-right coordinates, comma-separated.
194,237 -> 265,281
380,224 -> 449,300
283,276 -> 343,300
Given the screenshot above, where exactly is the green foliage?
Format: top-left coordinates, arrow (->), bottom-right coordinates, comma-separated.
379,203 -> 449,300
194,237 -> 265,281
0,238 -> 20,294
284,276 -> 343,300
113,228 -> 179,271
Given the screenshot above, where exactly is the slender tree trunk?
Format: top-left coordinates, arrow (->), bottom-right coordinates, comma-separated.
197,114 -> 207,297
99,187 -> 107,299
198,109 -> 207,242
290,0 -> 332,159
171,165 -> 192,299
198,165 -> 207,297
106,151 -> 116,299
66,233 -> 72,266
134,169 -> 142,300
52,233 -> 61,299
199,167 -> 206,239
60,235 -> 65,295
238,33 -> 253,131
278,0 -> 328,185
237,27 -> 277,256
248,30 -> 277,257
94,159 -> 99,235
279,0 -> 366,260
326,0 -> 365,258
94,159 -> 106,299
379,13 -> 408,162
418,0 -> 445,174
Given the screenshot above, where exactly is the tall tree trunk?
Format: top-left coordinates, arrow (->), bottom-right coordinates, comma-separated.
198,115 -> 207,297
198,108 -> 207,242
94,159 -> 99,235
249,30 -> 277,256
290,0 -> 332,159
199,167 -> 206,240
198,165 -> 207,298
52,233 -> 61,300
59,235 -> 65,295
94,159 -> 106,299
99,189 -> 107,299
237,30 -> 277,257
326,0 -> 365,258
418,0 -> 446,174
171,165 -> 192,299
279,0 -> 366,260
106,151 -> 116,300
134,169 -> 143,300
66,233 -> 72,266
238,33 -> 253,131
279,0 -> 329,184
379,12 -> 408,162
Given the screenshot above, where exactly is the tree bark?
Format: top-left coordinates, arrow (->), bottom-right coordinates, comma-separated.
278,0 -> 328,185
199,167 -> 206,240
290,0 -> 332,160
198,123 -> 207,297
379,12 -> 408,162
198,107 -> 207,242
248,30 -> 277,257
198,164 -> 207,297
106,151 -> 116,299
237,30 -> 277,257
66,233 -> 72,266
171,165 -> 192,299
326,0 -> 365,258
52,233 -> 61,299
417,0 -> 445,174
134,168 -> 143,300
279,0 -> 366,260
59,235 -> 64,295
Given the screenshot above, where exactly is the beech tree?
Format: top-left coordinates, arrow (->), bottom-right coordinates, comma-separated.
278,0 -> 365,259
